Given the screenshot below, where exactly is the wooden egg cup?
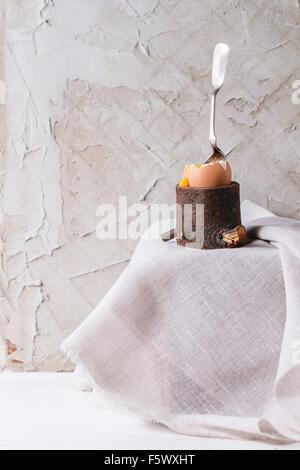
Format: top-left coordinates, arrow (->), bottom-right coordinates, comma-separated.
162,182 -> 246,249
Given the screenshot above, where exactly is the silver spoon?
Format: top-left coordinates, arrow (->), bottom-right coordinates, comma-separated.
205,43 -> 230,164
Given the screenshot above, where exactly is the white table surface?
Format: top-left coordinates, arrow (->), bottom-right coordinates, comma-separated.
0,372 -> 299,451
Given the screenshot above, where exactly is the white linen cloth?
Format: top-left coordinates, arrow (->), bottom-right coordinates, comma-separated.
62,201 -> 300,443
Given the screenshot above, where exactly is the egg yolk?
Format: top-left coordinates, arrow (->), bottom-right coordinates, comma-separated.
179,177 -> 189,187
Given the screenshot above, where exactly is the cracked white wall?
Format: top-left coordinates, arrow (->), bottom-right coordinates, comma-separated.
1,0 -> 300,371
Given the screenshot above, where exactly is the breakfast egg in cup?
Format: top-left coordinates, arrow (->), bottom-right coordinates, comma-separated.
179,161 -> 232,189
162,160 -> 246,250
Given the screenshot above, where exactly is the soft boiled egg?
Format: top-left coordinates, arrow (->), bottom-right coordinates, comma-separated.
179,161 -> 232,189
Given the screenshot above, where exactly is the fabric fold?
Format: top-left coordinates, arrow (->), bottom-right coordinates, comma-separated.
62,200 -> 300,443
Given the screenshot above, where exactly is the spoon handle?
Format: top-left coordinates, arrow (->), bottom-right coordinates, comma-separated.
212,43 -> 229,91
209,43 -> 229,150
209,90 -> 217,149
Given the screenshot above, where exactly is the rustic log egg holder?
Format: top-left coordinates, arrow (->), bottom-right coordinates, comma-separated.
161,44 -> 246,249
162,182 -> 246,250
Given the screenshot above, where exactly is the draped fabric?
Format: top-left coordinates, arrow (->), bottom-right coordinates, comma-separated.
62,201 -> 300,442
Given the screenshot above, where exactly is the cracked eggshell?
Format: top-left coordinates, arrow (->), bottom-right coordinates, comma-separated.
188,161 -> 232,188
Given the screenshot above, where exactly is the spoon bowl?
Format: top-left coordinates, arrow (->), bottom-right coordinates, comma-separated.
205,146 -> 225,165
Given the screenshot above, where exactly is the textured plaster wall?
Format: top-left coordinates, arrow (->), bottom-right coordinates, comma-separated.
1,0 -> 300,371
